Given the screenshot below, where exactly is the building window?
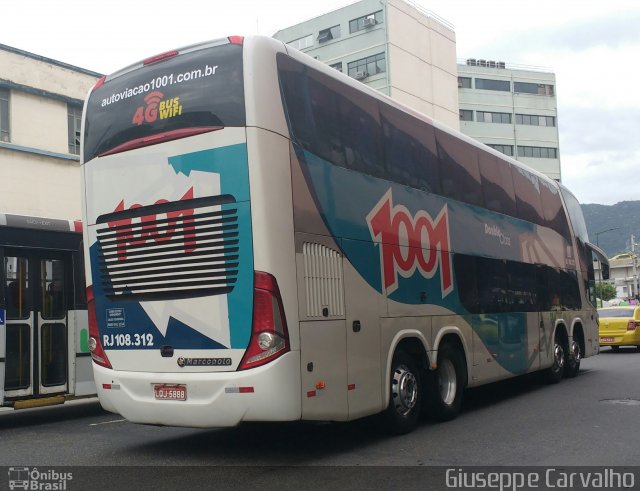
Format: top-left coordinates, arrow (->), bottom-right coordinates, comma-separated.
514,82 -> 554,96
349,11 -> 383,33
288,34 -> 314,50
347,53 -> 386,79
329,62 -> 343,72
68,105 -> 82,155
459,109 -> 473,121
319,25 -> 341,43
487,144 -> 513,156
0,88 -> 9,143
515,114 -> 556,127
475,78 -> 510,91
458,77 -> 471,88
517,146 -> 558,158
477,111 -> 511,124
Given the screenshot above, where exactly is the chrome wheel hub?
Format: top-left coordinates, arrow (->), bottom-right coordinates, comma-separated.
438,359 -> 457,405
392,365 -> 418,416
571,341 -> 581,363
554,343 -> 565,369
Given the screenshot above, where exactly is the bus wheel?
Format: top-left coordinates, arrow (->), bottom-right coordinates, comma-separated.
383,351 -> 421,435
425,342 -> 465,422
545,334 -> 565,383
565,339 -> 582,378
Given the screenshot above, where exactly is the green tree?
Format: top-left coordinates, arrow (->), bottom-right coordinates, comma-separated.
595,282 -> 617,301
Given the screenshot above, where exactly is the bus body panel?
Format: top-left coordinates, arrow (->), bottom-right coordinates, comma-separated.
245,127 -> 299,349
93,350 -> 301,427
84,128 -> 254,373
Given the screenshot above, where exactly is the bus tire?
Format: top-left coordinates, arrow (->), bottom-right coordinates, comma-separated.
565,339 -> 582,378
383,351 -> 421,435
424,342 -> 465,422
545,333 -> 565,383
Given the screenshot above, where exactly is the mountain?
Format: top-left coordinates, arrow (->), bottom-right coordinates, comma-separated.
581,201 -> 640,257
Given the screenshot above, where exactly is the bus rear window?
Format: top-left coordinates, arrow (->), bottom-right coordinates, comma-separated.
83,42 -> 245,162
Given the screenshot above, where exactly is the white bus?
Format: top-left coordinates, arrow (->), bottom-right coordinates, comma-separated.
80,36 -> 609,433
1,213 -> 94,409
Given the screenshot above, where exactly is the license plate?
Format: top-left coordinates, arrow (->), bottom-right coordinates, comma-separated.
154,384 -> 186,401
600,337 -> 614,343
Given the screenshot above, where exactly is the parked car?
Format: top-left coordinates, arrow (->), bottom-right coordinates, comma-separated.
598,306 -> 640,351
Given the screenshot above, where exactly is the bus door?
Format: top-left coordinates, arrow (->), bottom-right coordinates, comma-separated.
2,249 -> 70,402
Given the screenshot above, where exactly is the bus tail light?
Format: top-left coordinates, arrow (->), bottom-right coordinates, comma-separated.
143,50 -> 179,66
627,320 -> 637,331
87,286 -> 112,369
238,272 -> 290,370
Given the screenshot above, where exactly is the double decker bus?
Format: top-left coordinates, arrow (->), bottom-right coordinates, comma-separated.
80,36 -> 609,433
1,213 -> 94,409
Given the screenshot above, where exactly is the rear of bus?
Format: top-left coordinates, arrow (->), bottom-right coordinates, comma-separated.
81,36 -> 300,427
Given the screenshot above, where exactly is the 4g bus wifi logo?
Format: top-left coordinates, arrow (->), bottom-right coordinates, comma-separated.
132,91 -> 183,125
367,189 -> 453,297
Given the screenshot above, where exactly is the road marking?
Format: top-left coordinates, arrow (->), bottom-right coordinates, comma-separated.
90,419 -> 126,426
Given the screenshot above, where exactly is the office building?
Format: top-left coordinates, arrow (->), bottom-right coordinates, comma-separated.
273,0 -> 460,129
458,60 -> 561,181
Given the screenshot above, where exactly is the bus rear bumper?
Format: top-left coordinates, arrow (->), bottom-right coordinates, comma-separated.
92,351 -> 301,428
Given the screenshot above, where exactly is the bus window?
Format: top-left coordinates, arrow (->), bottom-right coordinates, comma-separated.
540,181 -> 570,240
381,103 -> 440,193
511,166 -> 544,226
337,84 -> 383,178
41,258 -> 65,319
436,129 -> 482,207
308,75 -> 346,167
84,42 -> 245,161
277,55 -> 316,152
4,256 -> 30,319
478,151 -> 516,216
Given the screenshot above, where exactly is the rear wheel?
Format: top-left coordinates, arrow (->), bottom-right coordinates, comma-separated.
424,342 -> 465,422
565,339 -> 582,378
383,351 -> 421,435
545,333 -> 565,383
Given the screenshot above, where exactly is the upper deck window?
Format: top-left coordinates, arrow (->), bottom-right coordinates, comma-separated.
83,42 -> 245,162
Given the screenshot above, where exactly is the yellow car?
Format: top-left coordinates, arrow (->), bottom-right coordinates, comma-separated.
598,306 -> 640,351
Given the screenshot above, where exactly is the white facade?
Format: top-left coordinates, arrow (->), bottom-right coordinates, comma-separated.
457,61 -> 561,181
272,0 -> 460,130
0,44 -> 101,219
595,253 -> 639,299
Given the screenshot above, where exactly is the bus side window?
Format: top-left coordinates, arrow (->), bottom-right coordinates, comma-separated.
435,129 -> 482,207
380,103 -> 440,194
337,84 -> 384,178
307,75 -> 346,168
511,166 -> 544,226
478,151 -> 516,216
4,256 -> 30,319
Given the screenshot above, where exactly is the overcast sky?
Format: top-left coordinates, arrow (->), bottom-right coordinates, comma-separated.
3,0 -> 639,205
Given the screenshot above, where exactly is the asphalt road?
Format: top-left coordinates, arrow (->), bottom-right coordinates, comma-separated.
1,347 -> 639,488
